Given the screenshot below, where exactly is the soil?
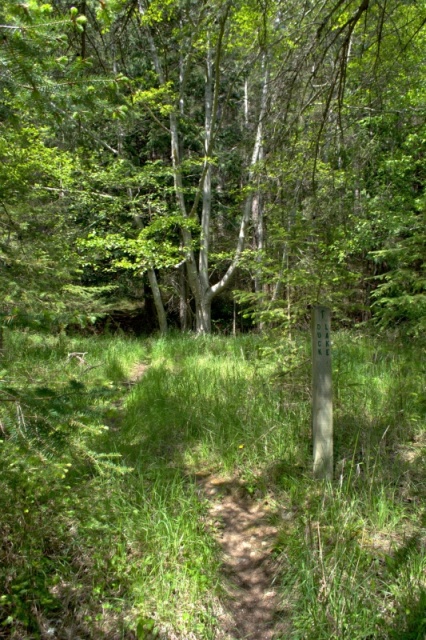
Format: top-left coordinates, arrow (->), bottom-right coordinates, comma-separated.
196,475 -> 288,640
127,362 -> 150,384
123,364 -> 290,639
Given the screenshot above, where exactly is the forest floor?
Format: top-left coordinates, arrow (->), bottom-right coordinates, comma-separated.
195,473 -> 285,640
128,361 -> 286,639
0,331 -> 425,640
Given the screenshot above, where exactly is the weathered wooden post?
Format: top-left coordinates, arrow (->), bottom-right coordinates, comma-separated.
311,306 -> 333,480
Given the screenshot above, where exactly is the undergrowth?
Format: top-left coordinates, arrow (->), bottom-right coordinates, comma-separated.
275,331 -> 426,640
0,328 -> 424,639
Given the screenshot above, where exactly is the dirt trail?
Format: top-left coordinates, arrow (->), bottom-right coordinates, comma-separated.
125,365 -> 288,638
127,362 -> 150,384
197,475 -> 286,640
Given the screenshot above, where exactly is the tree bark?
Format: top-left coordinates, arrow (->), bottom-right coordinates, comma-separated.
196,295 -> 212,334
131,189 -> 168,334
178,261 -> 191,331
208,54 -> 269,302
147,268 -> 168,334
139,1 -> 265,335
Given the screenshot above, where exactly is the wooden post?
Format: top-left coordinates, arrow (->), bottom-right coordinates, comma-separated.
312,306 -> 333,480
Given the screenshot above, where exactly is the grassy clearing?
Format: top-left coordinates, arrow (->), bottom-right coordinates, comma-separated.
0,328 -> 424,639
276,331 -> 426,640
0,330 -> 147,639
121,333 -> 305,476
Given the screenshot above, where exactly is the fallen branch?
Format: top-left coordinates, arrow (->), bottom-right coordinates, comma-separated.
67,352 -> 88,365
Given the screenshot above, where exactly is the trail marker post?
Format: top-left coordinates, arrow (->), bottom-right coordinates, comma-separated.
311,306 -> 333,480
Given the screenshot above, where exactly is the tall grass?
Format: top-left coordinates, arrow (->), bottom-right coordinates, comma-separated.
120,333 -> 305,475
0,330 -> 148,639
276,331 -> 426,639
0,328 -> 424,639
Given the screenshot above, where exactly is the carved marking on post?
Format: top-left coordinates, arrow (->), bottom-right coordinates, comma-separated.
312,306 -> 333,480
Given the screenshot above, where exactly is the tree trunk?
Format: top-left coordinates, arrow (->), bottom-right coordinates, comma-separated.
253,56 -> 267,308
196,295 -> 212,334
131,190 -> 168,335
147,268 -> 168,334
199,41 -> 213,297
178,262 -> 191,331
206,54 -> 270,312
253,145 -> 265,330
140,2 -> 261,336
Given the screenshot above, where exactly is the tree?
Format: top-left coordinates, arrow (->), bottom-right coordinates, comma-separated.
0,1 -> 121,333
2,0 -> 426,336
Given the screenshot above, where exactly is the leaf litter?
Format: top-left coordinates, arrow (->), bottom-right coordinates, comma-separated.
196,474 -> 290,639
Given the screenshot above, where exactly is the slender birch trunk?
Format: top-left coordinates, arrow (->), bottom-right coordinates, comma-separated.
140,8 -> 202,309
207,54 -> 269,301
178,262 -> 190,331
195,50 -> 269,332
131,190 -> 168,334
253,144 -> 265,330
147,268 -> 168,334
139,1 -> 267,334
253,57 -> 268,303
197,40 -> 214,333
253,172 -> 264,298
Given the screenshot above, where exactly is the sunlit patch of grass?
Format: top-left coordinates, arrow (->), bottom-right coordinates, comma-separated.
275,331 -> 426,640
124,472 -> 219,638
1,328 -> 424,639
121,334 -> 303,476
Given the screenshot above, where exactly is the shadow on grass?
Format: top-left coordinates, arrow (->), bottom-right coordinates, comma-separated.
386,589 -> 426,640
0,382 -> 137,639
106,358 -> 296,638
101,334 -> 425,640
379,509 -> 426,640
115,360 -> 301,474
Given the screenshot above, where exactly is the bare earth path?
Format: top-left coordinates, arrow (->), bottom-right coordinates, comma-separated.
127,364 -> 288,639
196,475 -> 286,640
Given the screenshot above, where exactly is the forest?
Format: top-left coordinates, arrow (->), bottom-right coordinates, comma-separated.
0,0 -> 425,638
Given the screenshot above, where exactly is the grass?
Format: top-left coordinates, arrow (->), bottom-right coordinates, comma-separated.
0,328 -> 424,639
121,333 -> 301,474
276,331 -> 426,640
0,330 -> 148,638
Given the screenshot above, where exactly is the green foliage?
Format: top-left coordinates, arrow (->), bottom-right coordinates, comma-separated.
0,330 -> 425,637
0,120 -> 116,328
0,330 -> 221,638
2,0 -> 426,332
274,331 -> 426,639
0,331 -> 146,638
365,125 -> 426,334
